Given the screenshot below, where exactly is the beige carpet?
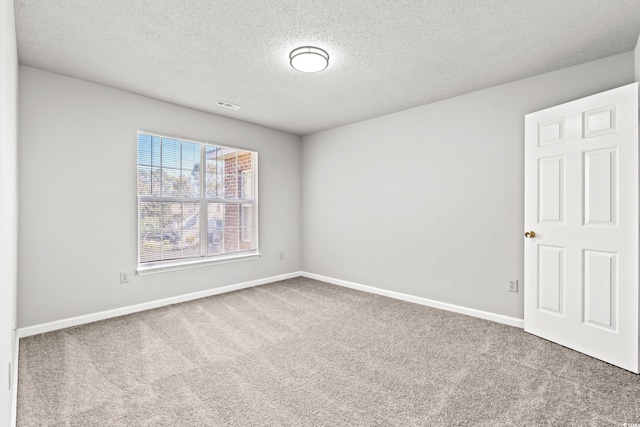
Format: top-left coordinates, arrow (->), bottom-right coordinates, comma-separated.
17,277 -> 640,426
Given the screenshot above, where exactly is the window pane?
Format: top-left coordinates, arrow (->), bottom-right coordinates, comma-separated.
181,142 -> 200,198
241,169 -> 252,200
138,166 -> 152,196
150,167 -> 161,197
138,133 -> 152,166
179,172 -> 197,198
205,146 -> 223,199
182,142 -> 200,173
151,136 -> 161,168
224,204 -> 240,252
139,202 -> 162,233
161,138 -> 181,170
139,201 -> 200,262
238,153 -> 253,197
137,134 -> 161,167
224,150 -> 238,199
224,227 -> 239,253
160,202 -> 181,261
207,203 -> 224,255
162,169 -> 180,197
241,204 -> 252,244
139,201 -> 163,262
180,202 -> 200,259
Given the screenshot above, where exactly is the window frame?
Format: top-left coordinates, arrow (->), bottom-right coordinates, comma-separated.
136,130 -> 260,275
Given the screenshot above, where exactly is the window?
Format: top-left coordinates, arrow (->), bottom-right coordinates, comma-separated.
137,131 -> 258,272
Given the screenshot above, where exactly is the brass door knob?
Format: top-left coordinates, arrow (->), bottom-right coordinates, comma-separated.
524,231 -> 536,238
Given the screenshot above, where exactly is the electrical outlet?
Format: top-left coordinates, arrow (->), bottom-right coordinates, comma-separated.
508,280 -> 518,293
280,252 -> 284,260
120,272 -> 130,284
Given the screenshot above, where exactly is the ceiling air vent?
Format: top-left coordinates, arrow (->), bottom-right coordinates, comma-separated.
215,100 -> 242,110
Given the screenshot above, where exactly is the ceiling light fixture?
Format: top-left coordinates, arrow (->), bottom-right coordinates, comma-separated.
289,46 -> 329,73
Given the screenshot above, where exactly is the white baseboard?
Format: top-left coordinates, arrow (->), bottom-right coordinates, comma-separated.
301,272 -> 524,329
17,269 -> 523,338
17,271 -> 303,338
10,332 -> 18,427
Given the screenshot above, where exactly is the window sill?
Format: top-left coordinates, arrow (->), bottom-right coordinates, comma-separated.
137,252 -> 261,276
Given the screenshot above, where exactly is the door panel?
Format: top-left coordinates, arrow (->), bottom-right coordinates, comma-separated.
583,250 -> 617,330
524,82 -> 638,373
537,245 -> 564,315
583,105 -> 617,138
538,118 -> 565,146
538,156 -> 565,223
583,148 -> 616,226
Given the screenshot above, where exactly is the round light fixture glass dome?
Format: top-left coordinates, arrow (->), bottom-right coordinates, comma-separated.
289,46 -> 329,73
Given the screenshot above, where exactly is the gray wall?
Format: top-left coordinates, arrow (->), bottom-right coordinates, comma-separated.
0,0 -> 18,423
302,52 -> 635,320
18,66 -> 302,327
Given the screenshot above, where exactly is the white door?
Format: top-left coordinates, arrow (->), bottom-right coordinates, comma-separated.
524,83 -> 639,373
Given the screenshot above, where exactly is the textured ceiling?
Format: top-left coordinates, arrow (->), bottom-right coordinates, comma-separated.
14,1 -> 640,136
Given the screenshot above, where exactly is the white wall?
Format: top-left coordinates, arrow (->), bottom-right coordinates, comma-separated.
18,66 -> 302,327
635,33 -> 640,81
0,0 -> 18,424
302,52 -> 634,320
